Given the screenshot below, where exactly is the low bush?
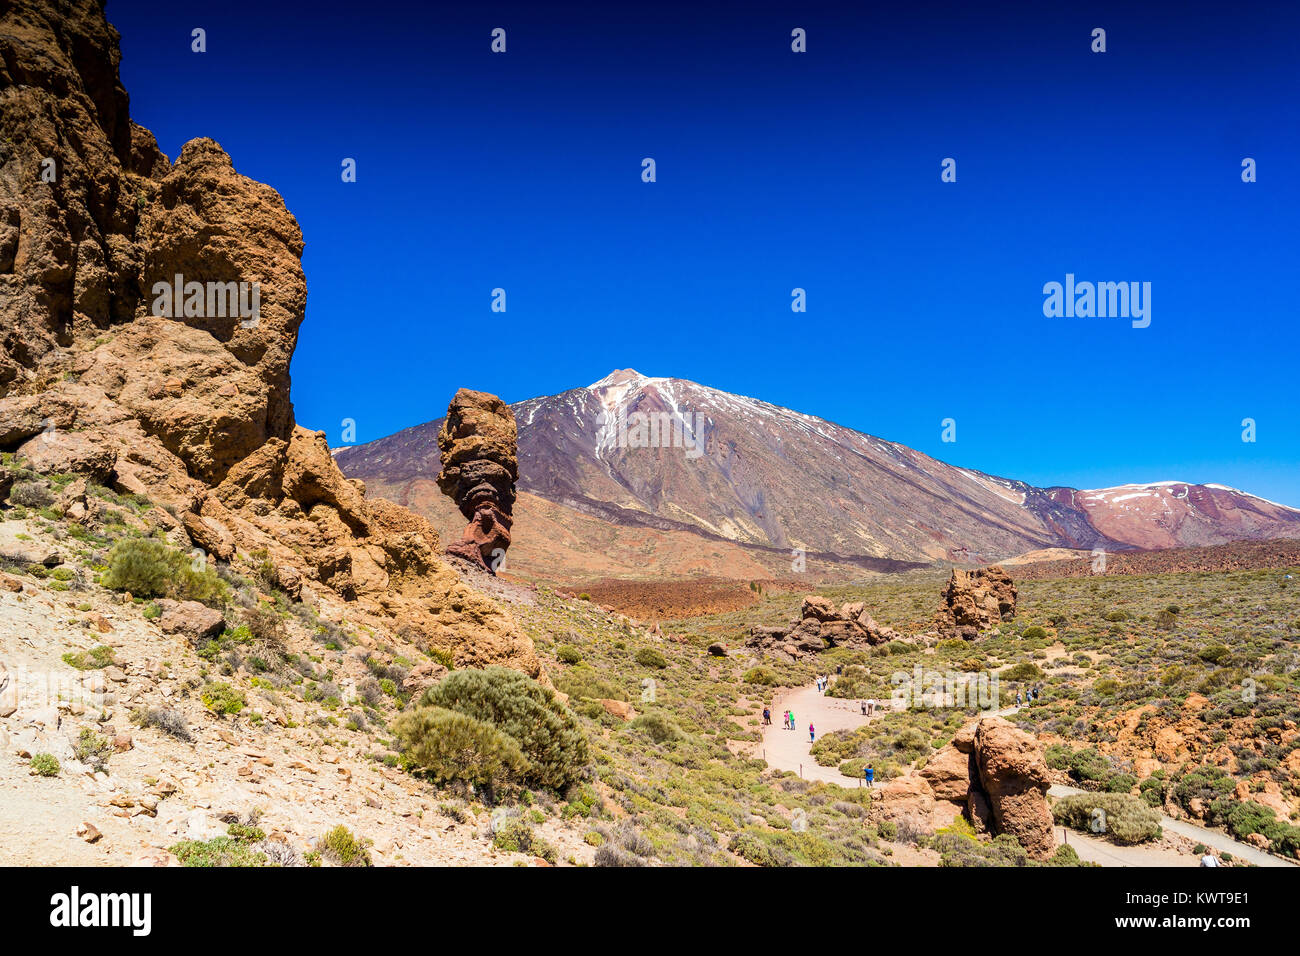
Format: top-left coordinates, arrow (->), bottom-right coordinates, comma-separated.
419,666 -> 588,789
133,707 -> 192,741
1052,792 -> 1162,845
316,825 -> 372,867
391,705 -> 528,792
100,538 -> 226,606
200,681 -> 246,717
634,648 -> 668,669
30,753 -> 60,777
61,645 -> 115,670
629,712 -> 683,744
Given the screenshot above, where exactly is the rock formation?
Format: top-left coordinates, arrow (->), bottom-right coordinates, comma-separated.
436,389 -> 517,574
0,0 -> 540,676
933,565 -> 1018,637
748,595 -> 899,660
901,715 -> 1055,859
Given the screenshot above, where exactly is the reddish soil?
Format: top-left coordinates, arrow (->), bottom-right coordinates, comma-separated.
565,577 -> 803,620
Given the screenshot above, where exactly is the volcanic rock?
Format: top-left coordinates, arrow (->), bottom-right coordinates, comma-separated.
437,389 -> 517,574
0,0 -> 542,679
914,715 -> 1055,859
934,565 -> 1018,634
748,594 -> 899,659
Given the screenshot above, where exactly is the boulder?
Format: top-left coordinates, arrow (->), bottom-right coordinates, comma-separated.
600,699 -> 636,721
907,715 -> 1055,859
157,600 -> 225,643
934,565 -> 1018,633
16,431 -> 117,483
919,743 -> 976,804
971,717 -> 1055,860
748,594 -> 899,659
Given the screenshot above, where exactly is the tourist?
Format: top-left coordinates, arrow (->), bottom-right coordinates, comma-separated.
789,710 -> 795,732
763,706 -> 771,726
865,764 -> 874,787
809,722 -> 815,743
860,700 -> 867,715
1200,853 -> 1220,867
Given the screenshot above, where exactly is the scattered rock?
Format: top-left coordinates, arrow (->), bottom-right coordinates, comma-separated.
749,595 -> 900,659
76,822 -> 103,843
157,600 -> 225,643
600,699 -> 636,721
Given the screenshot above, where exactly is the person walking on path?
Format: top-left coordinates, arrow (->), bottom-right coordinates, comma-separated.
865,764 -> 874,787
809,722 -> 815,743
763,706 -> 771,726
860,700 -> 867,715
789,710 -> 795,732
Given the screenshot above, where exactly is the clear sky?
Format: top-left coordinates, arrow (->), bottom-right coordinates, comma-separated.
110,0 -> 1300,505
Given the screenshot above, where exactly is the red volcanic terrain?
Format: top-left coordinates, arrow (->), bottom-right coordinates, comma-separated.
335,370 -> 1300,582
1010,538 -> 1300,580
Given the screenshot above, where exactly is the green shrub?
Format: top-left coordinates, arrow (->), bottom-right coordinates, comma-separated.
1052,793 -> 1162,845
556,644 -> 582,665
391,705 -> 528,791
1197,644 -> 1231,665
493,819 -> 557,863
1020,626 -> 1049,640
73,728 -> 114,771
316,825 -> 372,867
1102,610 -> 1129,622
742,666 -> 778,686
1045,744 -> 1118,786
629,712 -> 683,744
200,681 -> 245,716
171,837 -> 266,867
1003,662 -> 1044,682
420,667 -> 589,789
634,648 -> 668,669
30,753 -> 60,777
61,644 -> 115,670
100,538 -> 226,606
554,664 -> 624,702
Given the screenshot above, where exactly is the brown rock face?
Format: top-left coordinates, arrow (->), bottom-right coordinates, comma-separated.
437,389 -> 517,574
0,0 -> 541,678
934,565 -> 1018,634
748,594 -> 899,659
915,715 -> 1055,859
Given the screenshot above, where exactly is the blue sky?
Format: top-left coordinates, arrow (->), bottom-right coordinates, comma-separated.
110,0 -> 1300,504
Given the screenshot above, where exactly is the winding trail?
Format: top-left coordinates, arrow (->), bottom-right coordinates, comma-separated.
756,682 -> 1297,868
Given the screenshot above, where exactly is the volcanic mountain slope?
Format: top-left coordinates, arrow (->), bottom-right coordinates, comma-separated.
336,370 -> 1300,579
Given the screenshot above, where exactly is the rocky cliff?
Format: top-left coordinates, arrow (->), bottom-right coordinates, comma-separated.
0,0 -> 540,676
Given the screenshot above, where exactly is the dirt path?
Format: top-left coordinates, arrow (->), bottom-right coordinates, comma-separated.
758,684 -> 876,786
757,681 -> 1295,868
1048,784 -> 1297,869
